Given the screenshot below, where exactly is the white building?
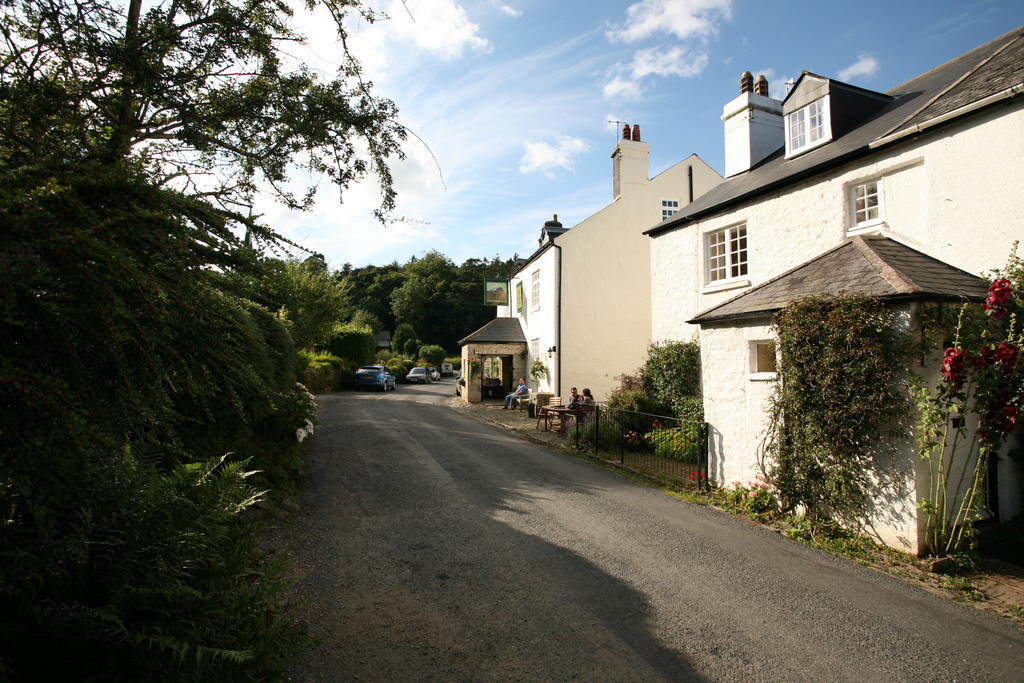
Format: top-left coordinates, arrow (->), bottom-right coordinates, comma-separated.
646,27 -> 1024,554
489,125 -> 721,403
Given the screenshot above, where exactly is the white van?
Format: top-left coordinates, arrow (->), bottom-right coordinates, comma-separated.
440,362 -> 454,376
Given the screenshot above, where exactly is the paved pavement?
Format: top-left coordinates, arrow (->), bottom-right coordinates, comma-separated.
276,380 -> 1024,681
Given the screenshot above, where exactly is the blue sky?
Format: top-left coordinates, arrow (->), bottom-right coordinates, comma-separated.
262,0 -> 1023,268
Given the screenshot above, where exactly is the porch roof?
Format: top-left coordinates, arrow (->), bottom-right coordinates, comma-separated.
688,235 -> 988,325
458,316 -> 527,346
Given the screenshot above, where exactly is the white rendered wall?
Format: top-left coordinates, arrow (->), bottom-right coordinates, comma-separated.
651,103 -> 1024,553
558,154 -> 721,403
652,102 -> 1024,346
498,246 -> 559,394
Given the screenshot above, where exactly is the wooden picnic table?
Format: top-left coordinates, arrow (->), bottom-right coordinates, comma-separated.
536,405 -> 577,435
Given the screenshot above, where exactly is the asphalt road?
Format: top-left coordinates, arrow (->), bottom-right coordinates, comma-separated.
280,379 -> 1024,681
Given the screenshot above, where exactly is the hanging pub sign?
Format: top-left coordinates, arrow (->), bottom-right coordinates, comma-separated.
483,279 -> 509,306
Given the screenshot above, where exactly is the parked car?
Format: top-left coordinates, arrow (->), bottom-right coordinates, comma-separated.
354,365 -> 396,391
440,362 -> 454,376
428,367 -> 441,381
406,367 -> 431,384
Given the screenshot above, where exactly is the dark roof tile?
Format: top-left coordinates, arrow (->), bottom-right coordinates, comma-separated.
458,317 -> 527,346
689,236 -> 986,324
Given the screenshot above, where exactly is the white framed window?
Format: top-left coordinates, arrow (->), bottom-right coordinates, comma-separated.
661,199 -> 680,220
786,97 -> 831,157
530,270 -> 540,311
706,224 -> 748,284
849,179 -> 884,231
530,338 -> 540,361
749,340 -> 777,379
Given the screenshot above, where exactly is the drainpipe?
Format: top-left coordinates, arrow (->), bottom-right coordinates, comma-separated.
553,242 -> 562,398
687,164 -> 694,204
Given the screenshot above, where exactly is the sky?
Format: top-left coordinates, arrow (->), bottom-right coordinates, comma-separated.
260,0 -> 1023,269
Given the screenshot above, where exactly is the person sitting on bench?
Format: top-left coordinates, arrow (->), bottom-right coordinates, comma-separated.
503,378 -> 528,409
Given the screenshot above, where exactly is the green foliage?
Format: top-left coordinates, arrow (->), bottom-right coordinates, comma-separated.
0,0 -> 406,217
914,245 -> 1024,555
722,478 -> 779,520
645,339 -> 703,417
350,309 -> 383,334
0,0 -> 410,677
266,259 -> 353,350
327,323 -> 376,367
387,357 -> 416,382
645,425 -> 703,463
418,344 -> 446,366
297,350 -> 347,393
403,338 -> 421,356
530,359 -> 550,383
392,322 -> 418,357
765,295 -> 911,523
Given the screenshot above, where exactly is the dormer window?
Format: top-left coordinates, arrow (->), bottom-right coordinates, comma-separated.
785,97 -> 831,157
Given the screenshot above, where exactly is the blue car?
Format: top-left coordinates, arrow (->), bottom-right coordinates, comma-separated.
354,365 -> 396,391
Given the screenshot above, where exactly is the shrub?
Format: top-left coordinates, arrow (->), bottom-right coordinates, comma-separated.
418,344 -> 446,367
387,357 -> 416,382
723,478 -> 780,520
646,339 -> 702,418
327,323 -> 376,367
403,338 -> 420,356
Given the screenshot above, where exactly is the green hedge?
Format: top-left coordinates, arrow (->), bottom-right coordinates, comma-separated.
327,323 -> 376,367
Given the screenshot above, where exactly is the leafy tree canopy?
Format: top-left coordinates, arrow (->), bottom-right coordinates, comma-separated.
1,0 -> 406,233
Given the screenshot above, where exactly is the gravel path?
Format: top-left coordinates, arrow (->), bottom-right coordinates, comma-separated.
271,382 -> 1024,681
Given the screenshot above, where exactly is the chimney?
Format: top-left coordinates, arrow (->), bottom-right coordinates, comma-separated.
721,72 -> 783,177
611,122 -> 650,199
538,213 -> 566,246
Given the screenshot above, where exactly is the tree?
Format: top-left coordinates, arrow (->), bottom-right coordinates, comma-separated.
392,322 -> 418,357
0,1 -> 406,677
1,0 -> 406,231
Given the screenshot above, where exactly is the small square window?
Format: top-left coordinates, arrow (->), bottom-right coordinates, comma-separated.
661,199 -> 680,220
750,340 -> 777,376
706,224 -> 748,283
850,180 -> 882,228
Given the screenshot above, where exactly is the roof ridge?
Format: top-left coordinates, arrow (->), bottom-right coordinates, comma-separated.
849,236 -> 919,293
877,29 -> 1024,140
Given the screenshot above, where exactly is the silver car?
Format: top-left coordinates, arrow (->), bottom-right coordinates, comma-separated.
406,367 -> 431,384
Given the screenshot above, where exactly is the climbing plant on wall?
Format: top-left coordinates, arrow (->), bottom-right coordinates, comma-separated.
913,246 -> 1024,555
763,295 -> 911,523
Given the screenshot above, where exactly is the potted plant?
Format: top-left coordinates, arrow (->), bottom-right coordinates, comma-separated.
529,359 -> 549,387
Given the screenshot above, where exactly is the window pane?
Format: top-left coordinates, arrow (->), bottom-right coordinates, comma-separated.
754,341 -> 777,373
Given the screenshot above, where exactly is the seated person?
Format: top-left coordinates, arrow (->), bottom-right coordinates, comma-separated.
580,388 -> 595,405
503,377 -> 529,409
567,387 -> 580,409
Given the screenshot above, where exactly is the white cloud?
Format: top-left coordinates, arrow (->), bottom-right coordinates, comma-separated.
494,2 -> 522,18
630,45 -> 708,78
607,0 -> 732,43
518,137 -> 589,174
603,75 -> 643,99
838,54 -> 880,82
355,0 -> 491,63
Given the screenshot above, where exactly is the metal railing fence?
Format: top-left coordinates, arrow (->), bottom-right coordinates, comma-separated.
566,404 -> 708,489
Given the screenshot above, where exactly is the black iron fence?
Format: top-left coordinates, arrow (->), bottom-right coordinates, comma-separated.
566,405 -> 708,489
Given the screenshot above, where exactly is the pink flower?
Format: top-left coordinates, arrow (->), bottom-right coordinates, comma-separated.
748,491 -> 757,498
941,347 -> 966,389
993,342 -> 1019,375
983,278 -> 1013,319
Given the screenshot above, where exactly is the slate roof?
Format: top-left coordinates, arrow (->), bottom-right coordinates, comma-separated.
646,25 -> 1024,238
458,317 -> 527,346
688,236 -> 987,324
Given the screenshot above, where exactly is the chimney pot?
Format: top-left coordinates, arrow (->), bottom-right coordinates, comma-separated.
622,123 -> 631,140
631,124 -> 641,142
740,71 -> 753,94
754,75 -> 768,97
